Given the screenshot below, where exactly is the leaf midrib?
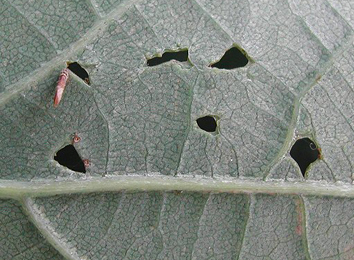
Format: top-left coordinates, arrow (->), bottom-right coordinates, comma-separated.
1,176 -> 354,199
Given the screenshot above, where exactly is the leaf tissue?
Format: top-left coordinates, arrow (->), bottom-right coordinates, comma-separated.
1,0 -> 354,259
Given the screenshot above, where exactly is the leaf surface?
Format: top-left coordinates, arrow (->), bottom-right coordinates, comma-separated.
1,0 -> 354,259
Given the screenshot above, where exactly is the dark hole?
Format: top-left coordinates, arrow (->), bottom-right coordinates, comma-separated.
197,116 -> 217,133
210,47 -> 248,69
147,50 -> 188,66
54,145 -> 86,173
290,138 -> 320,176
67,62 -> 90,84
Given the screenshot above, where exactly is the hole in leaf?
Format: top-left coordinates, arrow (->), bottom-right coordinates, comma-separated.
197,116 -> 217,133
147,50 -> 188,66
210,47 -> 248,69
290,138 -> 320,176
54,145 -> 86,173
67,62 -> 90,84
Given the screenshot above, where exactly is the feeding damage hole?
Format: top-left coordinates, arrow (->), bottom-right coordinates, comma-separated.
210,47 -> 248,69
197,116 -> 218,133
67,62 -> 90,84
290,138 -> 321,176
54,145 -> 86,173
147,50 -> 188,66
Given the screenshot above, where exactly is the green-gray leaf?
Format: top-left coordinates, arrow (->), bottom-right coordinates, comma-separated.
1,0 -> 354,259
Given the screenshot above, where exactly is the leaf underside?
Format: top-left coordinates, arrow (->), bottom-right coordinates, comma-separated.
1,0 -> 354,259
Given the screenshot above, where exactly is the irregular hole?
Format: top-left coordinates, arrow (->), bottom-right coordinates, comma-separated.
54,145 -> 86,173
210,47 -> 248,69
197,116 -> 217,133
290,138 -> 320,176
67,62 -> 90,84
147,50 -> 188,66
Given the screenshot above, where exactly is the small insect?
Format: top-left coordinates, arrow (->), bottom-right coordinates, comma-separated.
317,148 -> 323,160
309,142 -> 322,159
173,190 -> 184,195
309,143 -> 317,150
72,133 -> 81,144
83,159 -> 90,168
84,78 -> 90,85
54,68 -> 70,107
